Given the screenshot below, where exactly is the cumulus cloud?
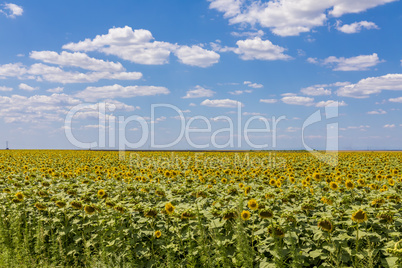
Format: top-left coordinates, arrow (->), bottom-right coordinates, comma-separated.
47,87 -> 64,93
315,100 -> 347,107
1,3 -> 23,18
367,109 -> 386,114
19,83 -> 38,91
0,62 -> 142,84
336,21 -> 379,34
174,45 -> 220,67
0,93 -> 81,123
223,37 -> 291,61
281,95 -> 314,106
259,99 -> 278,104
389,97 -> 402,103
75,84 -> 170,101
213,37 -> 291,61
63,26 -> 220,67
229,90 -> 252,95
384,124 -> 395,128
30,51 -> 124,72
244,81 -> 263,88
300,86 -> 331,96
0,86 -> 13,92
200,98 -> 244,108
182,85 -> 215,98
208,0 -> 396,36
336,73 -> 402,98
309,53 -> 383,71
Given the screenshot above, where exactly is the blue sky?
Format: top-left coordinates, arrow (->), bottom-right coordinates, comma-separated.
0,0 -> 402,150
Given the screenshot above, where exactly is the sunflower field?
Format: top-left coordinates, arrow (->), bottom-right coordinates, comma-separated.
0,150 -> 401,267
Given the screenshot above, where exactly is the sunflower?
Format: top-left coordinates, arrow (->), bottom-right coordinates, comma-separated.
97,189 -> 107,198
15,192 -> 24,201
154,230 -> 162,238
357,179 -> 365,186
70,201 -> 83,210
144,209 -> 158,218
388,179 -> 395,186
276,181 -> 282,188
84,205 -> 96,215
165,202 -> 175,215
223,211 -> 238,220
55,200 -> 66,208
268,225 -> 285,238
345,180 -> 354,190
238,183 -> 244,188
259,209 -> 274,219
221,178 -> 227,184
241,210 -> 251,221
244,186 -> 251,195
351,209 -> 368,223
34,202 -> 47,211
269,179 -> 277,186
248,199 -> 258,210
289,177 -> 296,184
329,181 -> 338,191
318,219 -> 333,232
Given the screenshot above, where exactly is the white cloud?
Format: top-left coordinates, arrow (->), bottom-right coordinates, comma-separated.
384,124 -> 395,128
244,81 -> 263,88
315,100 -> 347,107
308,53 -> 383,71
189,103 -> 197,107
208,0 -> 396,36
0,93 -> 81,123
174,45 -> 220,67
367,109 -> 386,114
75,84 -> 170,101
182,85 -> 215,98
47,87 -> 64,93
62,26 -> 220,67
307,57 -> 318,64
231,30 -> 265,38
201,98 -> 244,108
214,37 -> 291,61
0,63 -> 27,78
300,86 -> 331,96
30,51 -> 124,72
337,73 -> 402,98
260,99 -> 278,104
63,27 -> 175,65
340,125 -> 370,131
19,83 -> 38,91
1,3 -> 23,18
389,97 -> 402,103
281,96 -> 314,106
229,89 -> 252,95
322,53 -> 383,71
0,86 -> 13,92
336,21 -> 379,34
0,62 -> 142,84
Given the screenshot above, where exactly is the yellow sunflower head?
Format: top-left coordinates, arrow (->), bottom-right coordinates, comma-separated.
165,202 -> 175,215
154,230 -> 162,238
345,180 -> 354,190
329,181 -> 338,191
247,199 -> 258,210
241,210 -> 251,221
351,209 -> 368,223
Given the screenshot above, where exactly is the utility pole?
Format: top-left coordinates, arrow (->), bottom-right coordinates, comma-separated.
6,141 -> 9,150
